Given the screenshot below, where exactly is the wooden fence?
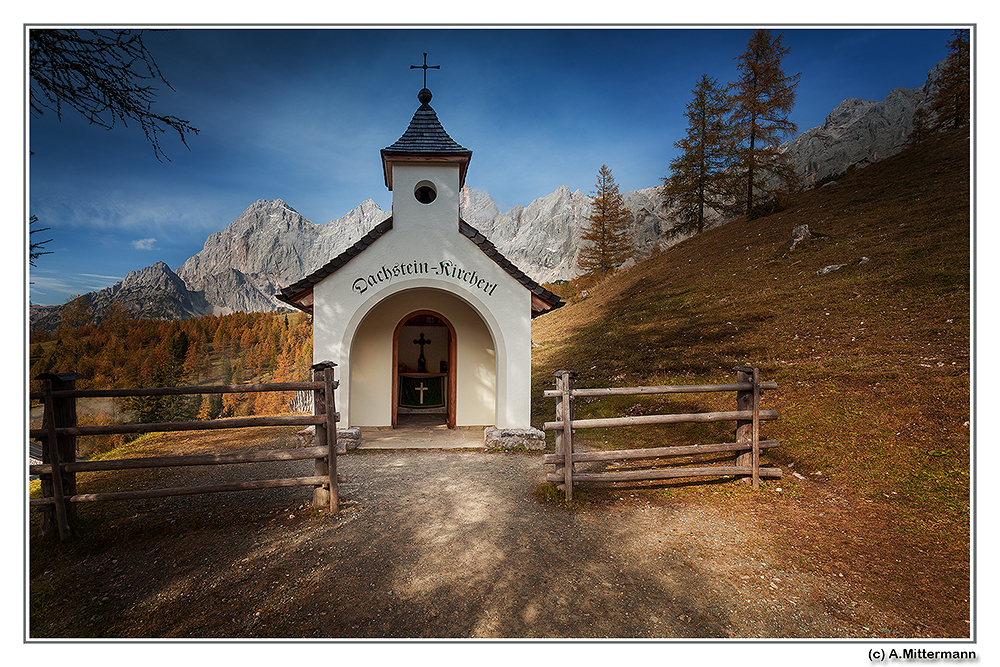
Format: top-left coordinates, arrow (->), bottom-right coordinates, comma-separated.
28,361 -> 341,541
542,366 -> 780,500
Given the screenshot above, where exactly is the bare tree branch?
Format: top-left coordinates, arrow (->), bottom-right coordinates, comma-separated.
29,28 -> 199,162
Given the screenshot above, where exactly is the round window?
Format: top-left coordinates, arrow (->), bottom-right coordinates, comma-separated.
414,180 -> 437,204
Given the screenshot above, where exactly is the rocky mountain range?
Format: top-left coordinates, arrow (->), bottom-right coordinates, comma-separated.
29,58 -> 949,330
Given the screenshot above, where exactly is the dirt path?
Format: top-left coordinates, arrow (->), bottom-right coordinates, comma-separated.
31,450 -> 914,639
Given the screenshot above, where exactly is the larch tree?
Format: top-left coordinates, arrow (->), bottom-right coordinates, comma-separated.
29,29 -> 199,162
928,28 -> 971,132
728,29 -> 801,218
59,294 -> 93,331
663,74 -> 735,233
29,29 -> 200,268
907,106 -> 935,145
577,164 -> 634,278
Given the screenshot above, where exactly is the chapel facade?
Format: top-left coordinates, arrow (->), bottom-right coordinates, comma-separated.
276,83 -> 561,439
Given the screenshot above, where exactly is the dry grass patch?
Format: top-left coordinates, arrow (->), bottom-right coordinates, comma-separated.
530,130 -> 971,635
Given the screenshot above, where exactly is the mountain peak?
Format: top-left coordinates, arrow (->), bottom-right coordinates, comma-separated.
248,198 -> 298,214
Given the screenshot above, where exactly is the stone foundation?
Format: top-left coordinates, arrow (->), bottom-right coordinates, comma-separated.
296,426 -> 362,454
484,426 -> 546,451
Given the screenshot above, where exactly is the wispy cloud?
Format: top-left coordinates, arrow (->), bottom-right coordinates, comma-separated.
132,238 -> 158,251
30,187 -> 236,241
28,269 -> 124,305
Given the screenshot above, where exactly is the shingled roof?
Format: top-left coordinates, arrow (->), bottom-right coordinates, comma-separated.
275,216 -> 563,318
457,219 -> 563,317
275,217 -> 394,313
380,88 -> 473,190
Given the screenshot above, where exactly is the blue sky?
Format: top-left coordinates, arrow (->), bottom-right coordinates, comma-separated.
27,25 -> 958,306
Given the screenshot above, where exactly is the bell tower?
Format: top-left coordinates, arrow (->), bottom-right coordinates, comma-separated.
380,57 -> 472,232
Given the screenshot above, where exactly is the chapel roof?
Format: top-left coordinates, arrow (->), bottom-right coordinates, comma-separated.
275,217 -> 394,313
380,88 -> 473,189
274,216 -> 563,318
457,219 -> 563,316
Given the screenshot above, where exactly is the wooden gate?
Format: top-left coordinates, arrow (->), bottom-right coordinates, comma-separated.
542,366 -> 780,500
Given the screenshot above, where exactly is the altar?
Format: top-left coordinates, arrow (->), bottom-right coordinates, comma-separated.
398,372 -> 447,411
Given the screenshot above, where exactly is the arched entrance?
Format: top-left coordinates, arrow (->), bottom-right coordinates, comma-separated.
391,310 -> 457,428
345,286 -> 497,429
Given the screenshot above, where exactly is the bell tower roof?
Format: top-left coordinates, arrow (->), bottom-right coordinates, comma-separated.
380,85 -> 473,190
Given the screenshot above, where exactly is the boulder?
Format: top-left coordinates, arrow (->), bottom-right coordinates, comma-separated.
295,425 -> 362,454
789,224 -> 813,250
484,426 -> 546,451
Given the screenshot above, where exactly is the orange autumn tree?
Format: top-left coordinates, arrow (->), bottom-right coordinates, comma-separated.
30,310 -> 315,418
577,164 -> 634,278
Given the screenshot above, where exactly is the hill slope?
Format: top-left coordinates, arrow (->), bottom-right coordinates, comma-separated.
530,129 -> 971,636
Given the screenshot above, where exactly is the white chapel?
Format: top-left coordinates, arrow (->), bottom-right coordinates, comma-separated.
277,76 -> 562,444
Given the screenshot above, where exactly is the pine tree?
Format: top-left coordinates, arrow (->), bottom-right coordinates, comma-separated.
728,29 -> 801,218
663,74 -> 735,233
929,28 -> 970,132
577,164 -> 634,278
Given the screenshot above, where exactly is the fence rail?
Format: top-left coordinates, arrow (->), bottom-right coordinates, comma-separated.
542,366 -> 780,500
29,362 -> 341,541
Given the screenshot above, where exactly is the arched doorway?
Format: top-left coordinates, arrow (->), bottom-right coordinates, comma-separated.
345,286 -> 498,429
391,310 -> 457,428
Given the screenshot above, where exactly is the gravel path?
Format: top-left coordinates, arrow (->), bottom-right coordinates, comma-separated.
40,449 -> 911,639
323,451 -> 903,638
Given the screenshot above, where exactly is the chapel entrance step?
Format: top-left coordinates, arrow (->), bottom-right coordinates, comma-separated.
357,414 -> 485,449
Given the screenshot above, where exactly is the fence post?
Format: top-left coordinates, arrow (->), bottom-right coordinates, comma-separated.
553,373 -> 564,486
311,361 -> 338,510
734,366 -> 753,484
734,366 -> 762,488
556,370 -> 577,501
36,372 -> 84,539
751,366 -> 761,489
324,367 -> 339,513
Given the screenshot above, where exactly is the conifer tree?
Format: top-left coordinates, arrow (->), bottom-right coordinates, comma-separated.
728,29 -> 801,218
906,107 -> 934,145
929,28 -> 970,132
663,74 -> 735,233
59,294 -> 92,330
577,164 -> 634,277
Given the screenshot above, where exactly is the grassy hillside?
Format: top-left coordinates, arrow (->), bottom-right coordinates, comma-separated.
531,129 -> 971,635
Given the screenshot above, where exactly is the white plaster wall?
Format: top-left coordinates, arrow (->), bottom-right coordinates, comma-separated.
391,163 -> 461,235
312,161 -> 533,429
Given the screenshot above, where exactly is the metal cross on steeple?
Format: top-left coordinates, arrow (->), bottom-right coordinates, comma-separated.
410,53 -> 440,89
